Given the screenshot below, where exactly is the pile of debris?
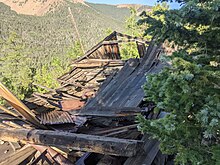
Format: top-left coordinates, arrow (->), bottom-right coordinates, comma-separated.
0,32 -> 169,165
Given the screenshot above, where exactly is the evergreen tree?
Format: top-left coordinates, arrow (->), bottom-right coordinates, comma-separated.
137,0 -> 220,164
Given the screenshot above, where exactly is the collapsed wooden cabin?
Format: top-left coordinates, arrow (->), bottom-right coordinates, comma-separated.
0,32 -> 170,165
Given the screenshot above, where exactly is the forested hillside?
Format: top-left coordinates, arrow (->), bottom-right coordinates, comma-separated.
0,1 -> 132,98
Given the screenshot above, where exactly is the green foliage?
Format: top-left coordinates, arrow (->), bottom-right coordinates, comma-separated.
0,31 -> 83,97
120,8 -> 142,59
33,41 -> 84,92
0,32 -> 33,99
138,52 -> 220,164
138,3 -> 169,40
125,8 -> 142,37
67,41 -> 84,59
33,58 -> 69,92
137,0 -> 220,164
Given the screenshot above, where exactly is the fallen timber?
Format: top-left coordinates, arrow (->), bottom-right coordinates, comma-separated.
0,127 -> 142,157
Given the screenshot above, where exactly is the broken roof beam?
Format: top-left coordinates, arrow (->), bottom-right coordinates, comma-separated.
0,127 -> 143,157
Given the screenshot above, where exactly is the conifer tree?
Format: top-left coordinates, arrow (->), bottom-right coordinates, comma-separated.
137,0 -> 220,164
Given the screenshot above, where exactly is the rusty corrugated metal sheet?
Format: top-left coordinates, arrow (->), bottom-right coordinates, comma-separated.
38,110 -> 86,126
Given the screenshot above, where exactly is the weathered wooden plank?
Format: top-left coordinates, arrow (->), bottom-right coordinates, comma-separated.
32,83 -> 55,92
31,144 -> 73,165
117,75 -> 146,107
85,69 -> 119,106
152,150 -> 167,165
71,62 -> 123,68
136,41 -> 146,58
9,142 -> 21,151
92,124 -> 138,135
0,146 -> 36,165
70,107 -> 142,117
124,135 -> 160,165
139,44 -> 161,72
106,72 -> 144,107
57,67 -> 77,81
122,62 -> 165,107
0,105 -> 19,118
82,59 -> 123,63
87,59 -> 140,107
0,128 -> 143,157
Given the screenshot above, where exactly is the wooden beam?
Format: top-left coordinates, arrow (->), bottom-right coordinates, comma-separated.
70,107 -> 144,117
124,135 -> 160,165
71,62 -> 124,68
0,105 -> 18,118
0,128 -> 143,157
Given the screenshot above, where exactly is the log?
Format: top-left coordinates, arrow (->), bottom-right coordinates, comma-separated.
0,128 -> 142,157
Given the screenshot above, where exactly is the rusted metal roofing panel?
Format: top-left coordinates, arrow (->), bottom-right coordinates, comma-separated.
38,110 -> 86,126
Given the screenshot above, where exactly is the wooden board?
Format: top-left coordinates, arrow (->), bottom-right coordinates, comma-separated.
0,146 -> 36,165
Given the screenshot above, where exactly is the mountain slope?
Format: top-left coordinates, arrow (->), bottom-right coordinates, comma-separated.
0,0 -> 63,16
87,2 -> 130,22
